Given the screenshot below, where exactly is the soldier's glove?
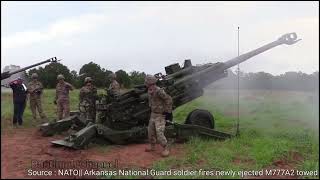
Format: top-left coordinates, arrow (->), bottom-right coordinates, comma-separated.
163,112 -> 173,121
54,100 -> 57,105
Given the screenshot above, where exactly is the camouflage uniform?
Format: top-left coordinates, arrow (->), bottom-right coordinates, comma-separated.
95,96 -> 107,124
79,82 -> 97,122
147,86 -> 173,148
145,75 -> 173,157
27,79 -> 47,121
55,78 -> 74,120
108,73 -> 120,96
109,80 -> 120,96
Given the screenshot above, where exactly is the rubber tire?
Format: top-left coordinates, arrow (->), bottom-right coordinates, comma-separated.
185,109 -> 214,129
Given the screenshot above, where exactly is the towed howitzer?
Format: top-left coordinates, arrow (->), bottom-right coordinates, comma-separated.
1,57 -> 59,80
40,33 -> 300,149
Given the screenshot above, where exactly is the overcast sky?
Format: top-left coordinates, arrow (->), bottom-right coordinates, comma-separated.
1,1 -> 319,75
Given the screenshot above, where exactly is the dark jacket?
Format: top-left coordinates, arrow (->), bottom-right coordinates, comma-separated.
9,82 -> 28,103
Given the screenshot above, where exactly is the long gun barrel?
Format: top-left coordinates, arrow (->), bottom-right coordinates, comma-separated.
222,32 -> 300,70
175,32 -> 301,86
1,57 -> 59,80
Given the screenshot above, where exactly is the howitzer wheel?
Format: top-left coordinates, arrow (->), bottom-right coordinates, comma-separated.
185,109 -> 214,129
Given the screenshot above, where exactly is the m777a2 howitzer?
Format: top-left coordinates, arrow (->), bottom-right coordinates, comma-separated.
40,33 -> 301,149
1,57 -> 59,80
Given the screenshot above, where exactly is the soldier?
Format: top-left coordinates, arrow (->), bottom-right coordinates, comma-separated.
79,77 -> 97,123
9,77 -> 28,127
108,73 -> 120,96
27,73 -> 47,122
144,75 -> 173,157
54,74 -> 74,120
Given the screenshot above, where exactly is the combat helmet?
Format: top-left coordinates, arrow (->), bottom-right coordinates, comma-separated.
85,77 -> 92,83
144,75 -> 157,86
31,73 -> 38,79
57,74 -> 65,80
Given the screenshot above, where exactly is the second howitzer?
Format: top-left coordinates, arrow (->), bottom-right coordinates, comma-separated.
1,57 -> 59,80
40,33 -> 300,149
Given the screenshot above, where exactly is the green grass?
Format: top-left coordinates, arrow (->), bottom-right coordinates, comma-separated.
152,89 -> 319,179
1,89 -> 319,179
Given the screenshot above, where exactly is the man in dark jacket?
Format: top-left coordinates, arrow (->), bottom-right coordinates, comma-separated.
9,77 -> 28,127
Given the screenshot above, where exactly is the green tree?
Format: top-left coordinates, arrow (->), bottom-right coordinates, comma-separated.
70,70 -> 82,88
116,70 -> 131,88
130,71 -> 146,86
79,62 -> 108,88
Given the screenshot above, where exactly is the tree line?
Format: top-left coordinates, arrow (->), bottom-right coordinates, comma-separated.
211,70 -> 319,92
27,62 -> 146,89
26,61 -> 318,92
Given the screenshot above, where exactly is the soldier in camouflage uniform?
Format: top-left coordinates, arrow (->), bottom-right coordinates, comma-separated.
96,73 -> 120,124
79,77 -> 98,123
27,73 -> 47,122
144,75 -> 173,157
54,74 -> 74,120
108,73 -> 120,97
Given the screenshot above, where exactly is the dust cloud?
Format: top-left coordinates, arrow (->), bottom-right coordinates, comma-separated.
202,69 -> 319,135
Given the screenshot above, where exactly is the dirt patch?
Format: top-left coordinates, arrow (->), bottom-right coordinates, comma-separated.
196,159 -> 207,167
245,151 -> 304,179
1,128 -> 185,179
288,151 -> 304,162
86,143 -> 183,169
232,157 -> 255,166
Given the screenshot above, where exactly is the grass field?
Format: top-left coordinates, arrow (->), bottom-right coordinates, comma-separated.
152,89 -> 319,179
1,88 -> 319,179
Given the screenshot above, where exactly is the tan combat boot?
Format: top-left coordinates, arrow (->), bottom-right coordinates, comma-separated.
161,145 -> 170,157
145,144 -> 155,152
